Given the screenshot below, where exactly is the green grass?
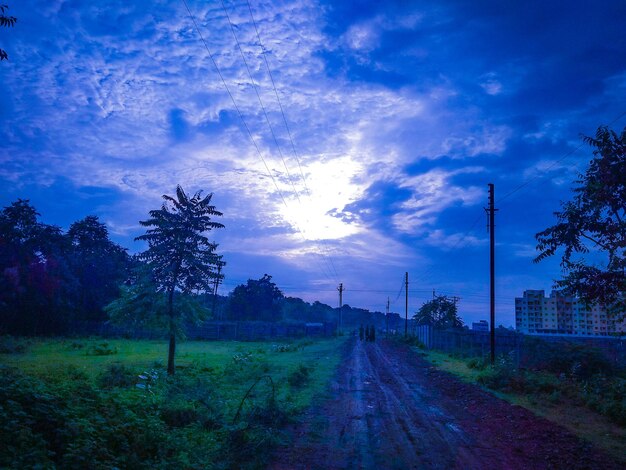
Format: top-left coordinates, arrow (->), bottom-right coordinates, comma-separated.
0,336 -> 345,469
418,349 -> 626,464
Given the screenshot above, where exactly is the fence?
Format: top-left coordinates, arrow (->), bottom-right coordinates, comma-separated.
69,320 -> 337,341
412,325 -> 626,368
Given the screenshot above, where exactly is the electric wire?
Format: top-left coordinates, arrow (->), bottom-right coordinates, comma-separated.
218,0 -> 339,283
244,0 -> 341,281
499,109 -> 626,206
181,0 -> 338,284
220,0 -> 302,205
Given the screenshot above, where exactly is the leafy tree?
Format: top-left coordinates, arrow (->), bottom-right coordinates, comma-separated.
535,126 -> 626,318
135,186 -> 224,374
104,266 -> 206,337
0,4 -> 17,61
413,295 -> 463,329
227,274 -> 284,321
67,216 -> 130,322
0,199 -> 76,334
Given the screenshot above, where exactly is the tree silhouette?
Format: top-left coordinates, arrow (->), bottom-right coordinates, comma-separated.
413,295 -> 463,329
0,5 -> 17,61
0,199 -> 74,334
136,186 -> 224,374
535,126 -> 626,319
227,274 -> 283,321
68,216 -> 129,321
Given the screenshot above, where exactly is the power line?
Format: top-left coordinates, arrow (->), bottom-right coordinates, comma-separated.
245,0 -> 311,197
219,0 -> 340,283
220,0 -> 302,205
181,0 -> 338,284
244,0 -> 342,281
499,109 -> 626,206
180,0 -> 287,209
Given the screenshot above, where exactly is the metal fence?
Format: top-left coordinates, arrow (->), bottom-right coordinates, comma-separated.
412,325 -> 626,368
68,320 -> 337,341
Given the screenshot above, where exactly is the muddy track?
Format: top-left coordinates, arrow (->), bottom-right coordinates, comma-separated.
270,337 -> 621,470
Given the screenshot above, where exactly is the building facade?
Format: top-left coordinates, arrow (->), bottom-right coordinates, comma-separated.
471,320 -> 489,332
515,290 -> 625,337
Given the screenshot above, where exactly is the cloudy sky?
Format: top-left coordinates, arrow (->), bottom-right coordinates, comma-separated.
2,0 -> 625,326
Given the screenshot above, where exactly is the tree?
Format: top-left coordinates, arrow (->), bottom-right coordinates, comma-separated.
413,295 -> 463,329
0,199 -> 75,335
135,186 -> 224,374
227,274 -> 284,321
0,5 -> 17,61
535,126 -> 626,318
104,266 -> 206,337
67,216 -> 130,322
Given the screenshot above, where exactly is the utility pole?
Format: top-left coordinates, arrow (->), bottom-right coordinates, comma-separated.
404,272 -> 409,337
212,262 -> 223,320
432,288 -> 436,300
386,297 -> 390,337
485,183 -> 497,365
337,283 -> 344,332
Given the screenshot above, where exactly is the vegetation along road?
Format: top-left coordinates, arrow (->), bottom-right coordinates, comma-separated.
271,337 -> 622,470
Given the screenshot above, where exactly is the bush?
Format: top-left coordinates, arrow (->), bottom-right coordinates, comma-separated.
272,343 -> 298,353
522,339 -> 615,379
86,342 -> 117,356
400,335 -> 426,348
0,336 -> 28,354
467,357 -> 489,370
288,364 -> 312,388
99,363 -> 136,389
161,402 -> 200,428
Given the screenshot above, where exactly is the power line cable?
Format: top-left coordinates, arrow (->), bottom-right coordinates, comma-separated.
220,0 -> 302,205
244,0 -> 342,281
181,0 -> 337,284
499,109 -> 626,206
220,0 -> 339,282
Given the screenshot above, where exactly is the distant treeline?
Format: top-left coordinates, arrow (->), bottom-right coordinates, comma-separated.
0,199 -> 398,336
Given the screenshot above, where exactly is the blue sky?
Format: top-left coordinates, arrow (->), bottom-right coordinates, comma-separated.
2,0 -> 626,327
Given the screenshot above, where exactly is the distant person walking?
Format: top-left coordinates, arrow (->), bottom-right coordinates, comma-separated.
370,325 -> 376,342
359,325 -> 364,341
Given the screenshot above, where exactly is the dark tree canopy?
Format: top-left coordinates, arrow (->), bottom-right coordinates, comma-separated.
135,186 -> 224,374
0,200 -> 131,335
67,216 -> 129,321
535,126 -> 626,317
227,274 -> 284,322
413,295 -> 463,329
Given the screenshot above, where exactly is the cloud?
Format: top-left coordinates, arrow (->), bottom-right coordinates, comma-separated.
2,0 -> 626,324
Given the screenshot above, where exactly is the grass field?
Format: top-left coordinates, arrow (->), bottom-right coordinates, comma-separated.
0,335 -> 345,469
419,348 -> 626,463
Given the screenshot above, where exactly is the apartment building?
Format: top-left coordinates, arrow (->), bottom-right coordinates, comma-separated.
515,290 -> 625,336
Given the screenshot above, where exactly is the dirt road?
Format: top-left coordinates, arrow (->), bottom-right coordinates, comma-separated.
270,337 -> 621,470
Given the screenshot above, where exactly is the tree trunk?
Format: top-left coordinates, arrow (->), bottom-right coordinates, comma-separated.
167,328 -> 176,375
167,287 -> 176,375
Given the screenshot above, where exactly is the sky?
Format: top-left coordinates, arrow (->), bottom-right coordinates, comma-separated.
1,0 -> 626,327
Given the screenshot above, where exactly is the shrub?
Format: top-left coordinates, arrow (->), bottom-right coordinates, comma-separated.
0,336 -> 28,354
467,357 -> 489,370
288,364 -> 312,388
400,335 -> 426,348
86,342 -> 117,356
522,339 -> 615,379
99,363 -> 136,389
161,402 -> 200,428
272,343 -> 298,353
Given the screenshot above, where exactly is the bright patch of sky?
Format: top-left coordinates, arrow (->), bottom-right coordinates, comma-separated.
1,0 -> 626,326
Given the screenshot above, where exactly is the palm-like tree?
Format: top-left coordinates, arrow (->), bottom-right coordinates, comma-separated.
0,5 -> 17,61
136,186 -> 224,374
